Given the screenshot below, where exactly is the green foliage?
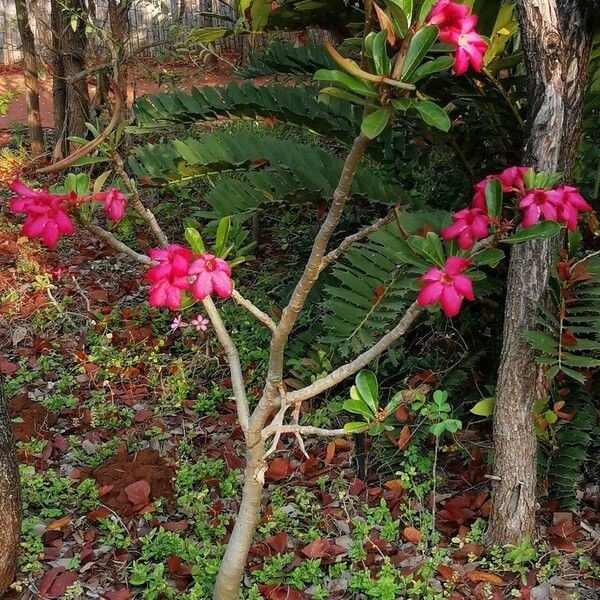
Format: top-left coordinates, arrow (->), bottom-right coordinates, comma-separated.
525,256 -> 600,384
132,82 -> 362,146
239,40 -> 336,77
129,132 -> 404,218
320,210 -> 448,356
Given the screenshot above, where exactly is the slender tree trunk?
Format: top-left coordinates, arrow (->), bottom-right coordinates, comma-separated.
0,378 -> 21,595
14,0 -> 45,157
50,0 -> 67,160
213,423 -> 268,600
487,0 -> 596,547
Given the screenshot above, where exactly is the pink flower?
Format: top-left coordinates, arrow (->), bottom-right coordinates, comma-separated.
547,186 -> 592,231
497,166 -> 528,193
447,16 -> 488,75
170,315 -> 184,331
441,207 -> 490,250
189,254 -> 233,300
426,0 -> 470,42
10,180 -> 75,248
93,188 -> 127,223
472,177 -> 491,210
518,189 -> 559,228
145,244 -> 193,310
190,315 -> 209,332
417,256 -> 474,317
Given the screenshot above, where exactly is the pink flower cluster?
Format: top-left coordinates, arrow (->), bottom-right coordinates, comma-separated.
9,180 -> 128,248
10,181 -> 75,248
145,247 -> 233,310
519,186 -> 591,231
420,166 -> 592,317
426,0 -> 488,75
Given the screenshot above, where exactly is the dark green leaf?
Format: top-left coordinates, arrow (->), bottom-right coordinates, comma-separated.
406,55 -> 454,82
413,100 -> 451,132
361,106 -> 393,139
401,25 -> 438,82
485,178 -> 503,219
314,69 -> 379,97
502,221 -> 563,244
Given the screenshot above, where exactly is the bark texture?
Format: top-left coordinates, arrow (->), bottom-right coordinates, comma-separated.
212,426 -> 267,600
14,0 -> 45,157
51,0 -> 90,158
487,0 -> 595,546
0,378 -> 21,595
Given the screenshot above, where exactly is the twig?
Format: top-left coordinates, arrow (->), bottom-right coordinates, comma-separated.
113,152 -> 169,247
288,301 -> 423,404
319,209 -> 398,273
202,296 -> 250,433
262,424 -> 348,438
570,249 -> 600,274
231,289 -> 277,332
36,92 -> 123,174
79,221 -> 153,265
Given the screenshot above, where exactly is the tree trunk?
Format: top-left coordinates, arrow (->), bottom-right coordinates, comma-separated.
0,378 -> 21,595
14,0 -> 45,157
50,0 -> 67,160
213,429 -> 266,600
487,0 -> 595,547
50,0 -> 90,157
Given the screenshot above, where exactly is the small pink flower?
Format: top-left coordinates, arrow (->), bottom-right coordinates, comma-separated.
448,16 -> 488,75
441,207 -> 490,250
10,180 -> 75,248
417,256 -> 474,317
189,254 -> 233,300
190,315 -> 209,332
519,189 -> 559,228
547,186 -> 592,231
170,315 -> 184,331
94,188 -> 127,223
145,244 -> 193,311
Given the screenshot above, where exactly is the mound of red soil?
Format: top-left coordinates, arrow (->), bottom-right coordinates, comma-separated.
9,396 -> 57,441
90,448 -> 175,518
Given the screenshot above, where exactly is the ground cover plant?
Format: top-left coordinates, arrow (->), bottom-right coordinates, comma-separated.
1,1 -> 600,599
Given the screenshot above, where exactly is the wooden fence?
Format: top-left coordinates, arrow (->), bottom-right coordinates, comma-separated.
0,0 -> 246,65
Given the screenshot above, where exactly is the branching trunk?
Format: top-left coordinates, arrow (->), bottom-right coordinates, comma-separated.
0,378 -> 21,595
14,0 -> 45,157
487,0 -> 595,547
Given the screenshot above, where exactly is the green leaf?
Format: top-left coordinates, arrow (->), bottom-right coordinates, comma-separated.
342,398 -> 375,419
473,248 -> 504,267
430,422 -> 445,437
406,55 -> 454,83
391,98 -> 413,111
401,25 -> 438,81
188,27 -> 231,43
214,217 -> 231,257
368,423 -> 386,436
413,100 -> 451,132
485,178 -> 503,219
407,233 -> 445,267
372,30 -> 391,76
560,366 -> 586,385
185,227 -> 206,254
472,0 -> 502,38
70,14 -> 78,32
318,86 -> 369,106
314,69 -> 379,97
384,392 -> 403,415
418,0 -> 437,23
70,156 -> 110,167
523,331 -> 558,355
523,168 -> 536,190
344,421 -> 370,433
361,106 -> 393,139
502,221 -> 563,244
355,370 -> 379,414
92,171 -> 112,195
471,396 -> 495,417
